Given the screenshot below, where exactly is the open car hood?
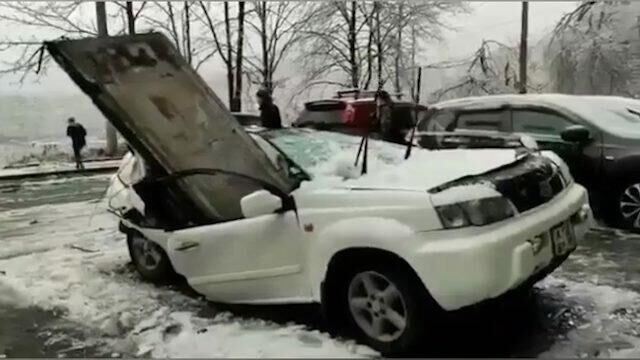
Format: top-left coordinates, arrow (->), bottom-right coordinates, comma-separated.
46,33 -> 296,225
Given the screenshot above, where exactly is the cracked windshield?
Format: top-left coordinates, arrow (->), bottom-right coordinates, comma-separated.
2,1 -> 640,358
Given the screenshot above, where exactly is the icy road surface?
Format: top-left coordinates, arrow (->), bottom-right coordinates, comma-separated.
1,175 -> 640,358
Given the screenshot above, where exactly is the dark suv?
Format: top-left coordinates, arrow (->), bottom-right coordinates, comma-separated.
417,94 -> 640,230
293,89 -> 428,136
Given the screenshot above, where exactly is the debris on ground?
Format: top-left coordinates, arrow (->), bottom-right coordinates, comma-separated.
67,245 -> 99,253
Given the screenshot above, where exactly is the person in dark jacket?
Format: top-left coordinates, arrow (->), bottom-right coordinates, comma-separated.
66,117 -> 87,169
256,88 -> 282,129
377,91 -> 407,145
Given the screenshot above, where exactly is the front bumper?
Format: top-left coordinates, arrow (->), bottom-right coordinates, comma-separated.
409,183 -> 592,311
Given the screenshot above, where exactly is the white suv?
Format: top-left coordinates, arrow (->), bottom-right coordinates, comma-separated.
107,128 -> 592,355
47,33 -> 593,355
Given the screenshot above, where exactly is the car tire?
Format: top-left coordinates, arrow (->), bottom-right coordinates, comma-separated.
126,230 -> 177,283
611,180 -> 640,231
336,262 -> 441,356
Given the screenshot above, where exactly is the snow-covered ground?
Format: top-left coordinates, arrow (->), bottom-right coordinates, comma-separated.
0,198 -> 375,358
2,175 -> 640,358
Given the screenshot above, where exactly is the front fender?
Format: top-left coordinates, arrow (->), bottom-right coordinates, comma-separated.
308,217 -> 416,301
120,219 -> 172,252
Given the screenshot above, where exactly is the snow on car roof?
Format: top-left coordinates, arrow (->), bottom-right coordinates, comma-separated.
432,94 -> 640,139
432,93 -> 639,111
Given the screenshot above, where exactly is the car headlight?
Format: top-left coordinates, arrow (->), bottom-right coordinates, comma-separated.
435,197 -> 516,229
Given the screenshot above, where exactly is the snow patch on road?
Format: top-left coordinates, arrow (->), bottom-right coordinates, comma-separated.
0,200 -> 374,358
0,279 -> 27,307
540,276 -> 640,358
135,311 -> 374,358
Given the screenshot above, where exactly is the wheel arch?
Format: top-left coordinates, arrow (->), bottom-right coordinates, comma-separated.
318,246 -> 442,341
308,217 -> 417,301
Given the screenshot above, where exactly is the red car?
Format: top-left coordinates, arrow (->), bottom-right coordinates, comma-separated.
293,89 -> 428,137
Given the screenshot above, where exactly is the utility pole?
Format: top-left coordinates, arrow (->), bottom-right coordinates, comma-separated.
519,1 -> 529,94
96,1 -> 118,156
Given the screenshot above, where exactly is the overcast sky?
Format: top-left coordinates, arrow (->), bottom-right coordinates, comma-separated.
0,1 -> 578,97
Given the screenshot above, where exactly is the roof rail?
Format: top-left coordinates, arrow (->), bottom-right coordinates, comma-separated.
335,89 -> 372,99
335,88 -> 407,100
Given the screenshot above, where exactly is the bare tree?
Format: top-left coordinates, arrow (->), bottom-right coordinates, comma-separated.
299,0 -> 466,93
232,1 -> 245,112
139,1 -> 220,70
0,1 -> 153,82
547,1 -> 633,96
115,1 -> 147,35
0,1 -> 96,79
430,40 -> 538,102
299,1 -> 382,89
0,1 -> 98,36
385,1 -> 469,94
244,1 -> 314,95
197,1 -> 247,111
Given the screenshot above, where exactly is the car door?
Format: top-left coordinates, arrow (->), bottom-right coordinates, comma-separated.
165,135 -> 310,304
510,107 -> 601,187
166,207 -> 308,304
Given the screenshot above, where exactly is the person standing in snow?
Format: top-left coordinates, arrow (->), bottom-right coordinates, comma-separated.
256,88 -> 282,129
377,91 -> 406,145
66,117 -> 87,169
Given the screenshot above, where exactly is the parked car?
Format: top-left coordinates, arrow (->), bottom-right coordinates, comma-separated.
293,89 -> 429,137
417,94 -> 640,230
48,34 -> 593,355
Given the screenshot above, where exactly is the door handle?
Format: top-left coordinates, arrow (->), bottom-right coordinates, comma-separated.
174,241 -> 200,252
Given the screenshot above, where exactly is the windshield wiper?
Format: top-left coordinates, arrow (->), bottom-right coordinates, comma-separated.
354,88 -> 383,175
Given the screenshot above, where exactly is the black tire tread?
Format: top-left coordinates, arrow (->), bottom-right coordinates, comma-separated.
126,231 -> 177,283
330,258 -> 441,356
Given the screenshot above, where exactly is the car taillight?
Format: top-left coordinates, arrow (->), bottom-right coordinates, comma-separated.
343,104 -> 355,124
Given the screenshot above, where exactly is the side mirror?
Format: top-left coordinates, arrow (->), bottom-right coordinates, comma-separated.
561,125 -> 591,144
240,190 -> 283,218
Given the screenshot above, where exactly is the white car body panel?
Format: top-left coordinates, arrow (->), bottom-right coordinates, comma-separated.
115,146 -> 593,310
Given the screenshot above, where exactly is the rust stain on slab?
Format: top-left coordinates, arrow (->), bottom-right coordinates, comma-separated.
149,96 -> 178,121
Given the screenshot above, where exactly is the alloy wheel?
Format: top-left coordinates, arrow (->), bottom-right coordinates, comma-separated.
348,271 -> 408,343
620,183 -> 640,229
130,233 -> 163,271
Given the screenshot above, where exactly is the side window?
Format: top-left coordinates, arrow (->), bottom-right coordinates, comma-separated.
457,110 -> 507,131
418,110 -> 455,132
512,110 -> 573,136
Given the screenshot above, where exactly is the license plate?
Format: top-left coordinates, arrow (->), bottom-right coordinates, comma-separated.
551,221 -> 576,257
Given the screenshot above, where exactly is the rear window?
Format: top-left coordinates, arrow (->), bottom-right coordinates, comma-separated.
295,101 -> 346,126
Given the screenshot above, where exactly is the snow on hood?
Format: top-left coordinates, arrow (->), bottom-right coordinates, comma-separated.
303,147 -> 523,192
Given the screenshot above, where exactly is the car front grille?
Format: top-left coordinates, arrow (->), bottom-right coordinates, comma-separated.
430,154 -> 566,213
494,160 -> 566,213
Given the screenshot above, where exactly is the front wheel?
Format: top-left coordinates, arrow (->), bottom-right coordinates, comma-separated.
127,231 -> 177,283
340,263 -> 439,355
615,181 -> 640,231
